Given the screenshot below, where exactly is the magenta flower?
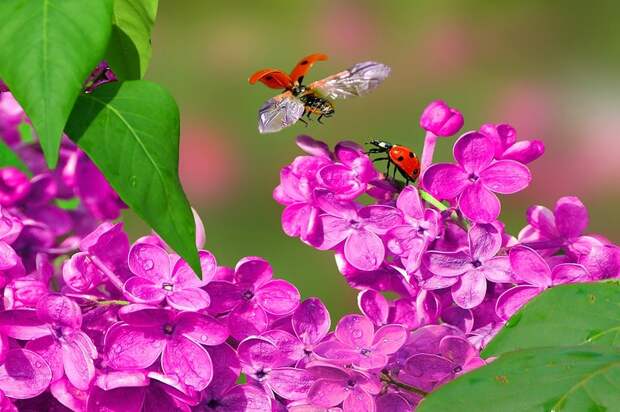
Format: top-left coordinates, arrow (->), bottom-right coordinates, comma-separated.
315,141 -> 379,200
358,289 -> 390,326
104,305 -> 228,391
237,336 -> 313,401
198,343 -> 271,411
307,364 -> 381,412
0,93 -> 24,146
519,196 -> 589,251
419,100 -> 464,137
423,131 -> 531,223
496,246 -> 589,319
0,294 -> 97,391
423,224 -> 512,309
205,256 -> 300,340
314,314 -> 406,370
385,186 -> 441,273
479,123 -> 545,164
0,168 -> 31,207
124,243 -> 214,311
274,155 -> 330,247
317,191 -> 402,271
404,335 -> 483,386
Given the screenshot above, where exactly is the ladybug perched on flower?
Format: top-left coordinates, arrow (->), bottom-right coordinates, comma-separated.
366,140 -> 421,183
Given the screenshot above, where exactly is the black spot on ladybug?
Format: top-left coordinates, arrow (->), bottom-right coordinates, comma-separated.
413,169 -> 419,175
265,76 -> 272,80
397,156 -> 404,161
409,152 -> 415,158
301,60 -> 308,65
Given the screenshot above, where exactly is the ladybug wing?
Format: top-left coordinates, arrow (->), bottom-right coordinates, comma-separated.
257,92 -> 305,134
249,69 -> 293,89
289,53 -> 328,83
308,61 -> 391,100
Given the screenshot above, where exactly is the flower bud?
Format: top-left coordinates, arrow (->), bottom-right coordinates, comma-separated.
3,276 -> 47,309
420,100 -> 464,137
63,252 -> 104,292
501,139 -> 545,164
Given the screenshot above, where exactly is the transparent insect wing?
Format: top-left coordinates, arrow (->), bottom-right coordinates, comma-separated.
310,61 -> 391,100
258,92 -> 305,133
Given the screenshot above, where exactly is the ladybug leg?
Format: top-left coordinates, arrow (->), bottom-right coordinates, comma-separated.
371,157 -> 389,162
317,114 -> 324,124
298,117 -> 308,126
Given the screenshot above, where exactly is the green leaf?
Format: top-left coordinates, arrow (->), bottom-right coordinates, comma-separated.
0,139 -> 30,176
18,123 -> 36,144
417,346 -> 620,412
0,0 -> 113,168
483,281 -> 620,357
65,80 -> 201,276
105,0 -> 159,80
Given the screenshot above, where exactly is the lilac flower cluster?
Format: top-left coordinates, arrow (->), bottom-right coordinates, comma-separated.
0,87 -> 618,412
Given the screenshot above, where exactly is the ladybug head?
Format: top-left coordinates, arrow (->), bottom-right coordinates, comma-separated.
367,140 -> 393,151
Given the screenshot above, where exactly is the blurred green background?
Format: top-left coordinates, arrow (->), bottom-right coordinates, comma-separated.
125,1 -> 620,320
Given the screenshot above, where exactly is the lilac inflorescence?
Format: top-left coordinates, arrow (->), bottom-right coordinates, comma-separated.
0,93 -> 618,411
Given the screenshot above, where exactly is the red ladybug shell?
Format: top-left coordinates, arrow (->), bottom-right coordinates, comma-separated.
389,145 -> 420,181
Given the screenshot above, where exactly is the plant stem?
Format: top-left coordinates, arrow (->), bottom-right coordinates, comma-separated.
381,373 -> 428,397
419,189 -> 470,231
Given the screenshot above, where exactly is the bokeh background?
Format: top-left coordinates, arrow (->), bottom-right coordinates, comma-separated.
126,1 -> 620,320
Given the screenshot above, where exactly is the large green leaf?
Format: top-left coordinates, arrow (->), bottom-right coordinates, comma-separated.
0,139 -> 29,176
417,346 -> 620,412
0,0 -> 113,168
105,0 -> 159,80
65,80 -> 201,276
484,281 -> 620,357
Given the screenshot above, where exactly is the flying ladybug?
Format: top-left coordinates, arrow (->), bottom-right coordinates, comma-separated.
249,53 -> 390,133
366,140 -> 421,184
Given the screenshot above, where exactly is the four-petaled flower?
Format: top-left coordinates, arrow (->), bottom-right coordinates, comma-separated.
423,131 -> 531,223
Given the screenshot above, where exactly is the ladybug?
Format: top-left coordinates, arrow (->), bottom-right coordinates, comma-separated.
366,140 -> 421,183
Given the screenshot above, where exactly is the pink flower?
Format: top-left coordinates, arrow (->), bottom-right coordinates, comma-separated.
205,257 -> 300,340
307,364 -> 381,412
314,315 -> 407,370
420,100 -> 464,137
317,191 -> 402,271
423,224 -> 512,309
479,123 -> 545,164
238,336 -> 313,401
423,131 -> 531,223
496,246 -> 589,319
104,305 -> 228,391
124,243 -> 214,311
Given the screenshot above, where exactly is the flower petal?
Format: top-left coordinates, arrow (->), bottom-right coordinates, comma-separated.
423,250 -> 470,277
25,335 -> 63,382
261,330 -> 304,366
422,163 -> 468,200
167,288 -> 211,311
468,223 -> 501,260
50,377 -> 88,412
234,256 -> 273,289
307,378 -> 347,408
123,276 -> 166,304
405,353 -> 453,381
458,182 -> 500,223
62,336 -> 95,390
162,335 -> 213,391
438,336 -> 476,366
441,306 -> 474,333
335,314 -> 374,349
551,263 -> 589,285
218,384 -> 272,412
205,344 -> 240,397
227,301 -> 269,341
555,196 -> 588,239
292,298 -> 331,346
171,250 -> 217,288
255,279 -> 300,316
87,387 -> 145,412
359,205 -> 402,234
344,230 -> 385,271
480,160 -> 531,194
318,215 -> 352,250
0,349 -> 52,399
482,256 -> 513,283
315,190 -> 358,220
128,243 -> 171,284
313,340 -> 360,365
509,246 -> 551,287
451,270 -> 487,309
454,132 -> 494,174
396,186 -> 424,219
376,393 -> 412,412
36,293 -> 82,329
176,312 -> 229,346
237,336 -> 280,372
358,290 -> 389,326
268,367 -> 313,401
495,285 -> 542,320
104,324 -> 164,370
203,281 -> 242,313
343,386 -> 376,412
372,325 -> 407,354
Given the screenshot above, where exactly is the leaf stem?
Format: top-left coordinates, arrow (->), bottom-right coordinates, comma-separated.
381,373 -> 428,397
419,189 -> 471,231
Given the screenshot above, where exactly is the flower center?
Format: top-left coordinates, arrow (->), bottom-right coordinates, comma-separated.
348,219 -> 362,229
360,348 -> 371,357
472,259 -> 482,268
163,324 -> 174,335
242,290 -> 254,300
207,399 -> 220,408
346,379 -> 356,388
162,282 -> 174,292
453,366 -> 463,373
468,173 -> 479,182
255,369 -> 267,380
